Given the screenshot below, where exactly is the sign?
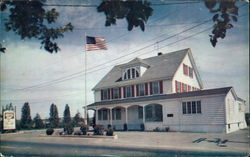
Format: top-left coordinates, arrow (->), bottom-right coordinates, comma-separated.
3,110 -> 16,130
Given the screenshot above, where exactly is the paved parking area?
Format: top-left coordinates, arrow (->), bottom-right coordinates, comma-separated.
1,128 -> 249,156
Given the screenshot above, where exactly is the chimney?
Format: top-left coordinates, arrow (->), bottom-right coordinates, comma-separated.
158,52 -> 163,56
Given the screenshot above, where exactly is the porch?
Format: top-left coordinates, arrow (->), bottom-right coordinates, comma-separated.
87,104 -> 163,131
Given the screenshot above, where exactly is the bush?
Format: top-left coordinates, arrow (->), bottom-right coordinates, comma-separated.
123,123 -> 128,131
140,123 -> 145,131
107,124 -> 112,129
94,125 -> 104,135
46,128 -> 54,135
153,127 -> 161,132
80,124 -> 89,135
106,128 -> 114,136
165,127 -> 170,132
63,123 -> 74,135
74,130 -> 82,135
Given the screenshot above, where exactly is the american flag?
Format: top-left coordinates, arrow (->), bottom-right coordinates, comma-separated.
86,36 -> 107,51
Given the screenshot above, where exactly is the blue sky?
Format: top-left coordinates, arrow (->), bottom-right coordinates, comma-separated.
0,1 -> 249,119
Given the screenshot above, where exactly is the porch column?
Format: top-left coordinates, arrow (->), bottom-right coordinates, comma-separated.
109,108 -> 112,125
125,107 -> 128,124
96,108 -> 98,125
143,106 -> 145,124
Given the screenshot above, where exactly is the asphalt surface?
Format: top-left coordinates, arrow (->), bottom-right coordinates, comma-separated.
0,128 -> 249,157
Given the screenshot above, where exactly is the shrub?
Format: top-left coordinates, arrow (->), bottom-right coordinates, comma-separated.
74,130 -> 82,135
165,127 -> 170,132
107,124 -> 112,129
123,123 -> 128,131
46,128 -> 54,135
94,125 -> 104,135
80,124 -> 89,135
63,123 -> 74,135
140,123 -> 145,131
106,128 -> 114,136
153,127 -> 161,132
113,125 -> 116,131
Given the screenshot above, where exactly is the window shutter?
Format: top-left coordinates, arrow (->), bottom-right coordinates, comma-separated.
136,84 -> 139,96
118,87 -> 121,98
150,82 -> 153,95
132,85 -> 135,97
101,90 -> 104,100
159,80 -> 163,94
181,83 -> 184,93
175,81 -> 178,93
111,88 -> 114,99
123,87 -> 126,98
108,89 -> 110,99
188,85 -> 191,92
145,83 -> 148,95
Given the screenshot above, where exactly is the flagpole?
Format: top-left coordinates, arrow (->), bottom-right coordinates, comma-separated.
84,32 -> 87,125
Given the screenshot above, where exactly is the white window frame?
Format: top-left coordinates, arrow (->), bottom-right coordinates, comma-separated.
182,100 -> 201,115
152,81 -> 160,95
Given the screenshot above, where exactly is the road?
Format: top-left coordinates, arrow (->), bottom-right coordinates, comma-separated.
0,128 -> 249,157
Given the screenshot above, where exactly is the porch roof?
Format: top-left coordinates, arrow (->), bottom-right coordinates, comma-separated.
87,87 -> 233,107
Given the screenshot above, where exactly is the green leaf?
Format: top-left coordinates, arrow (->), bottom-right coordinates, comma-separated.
205,1 -> 217,9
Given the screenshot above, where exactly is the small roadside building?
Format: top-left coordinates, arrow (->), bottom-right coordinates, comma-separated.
87,48 -> 247,133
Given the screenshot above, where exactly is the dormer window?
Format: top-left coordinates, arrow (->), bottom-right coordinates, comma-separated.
123,67 -> 140,80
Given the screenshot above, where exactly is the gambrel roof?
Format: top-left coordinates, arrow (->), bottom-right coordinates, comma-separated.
93,48 -> 203,90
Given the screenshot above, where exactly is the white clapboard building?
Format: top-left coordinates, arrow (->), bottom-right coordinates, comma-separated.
87,48 -> 247,133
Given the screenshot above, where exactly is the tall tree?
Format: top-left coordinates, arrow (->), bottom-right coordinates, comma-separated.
97,0 -> 153,31
33,113 -> 44,129
73,111 -> 85,127
49,103 -> 59,128
63,104 -> 71,125
1,0 -> 73,53
20,102 -> 32,129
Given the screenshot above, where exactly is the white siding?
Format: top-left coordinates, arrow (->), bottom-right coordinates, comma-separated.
94,90 -> 101,102
172,54 -> 201,93
163,80 -> 172,94
225,91 -> 247,133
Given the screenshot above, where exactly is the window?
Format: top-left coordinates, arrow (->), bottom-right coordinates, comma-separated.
192,101 -> 196,114
177,81 -> 181,93
98,109 -> 109,120
123,67 -> 140,80
115,108 -> 121,120
189,67 -> 193,78
127,69 -> 131,79
197,101 -> 201,113
187,102 -> 191,114
98,110 -> 102,120
103,89 -> 109,100
138,106 -> 143,119
139,84 -> 145,96
113,88 -> 119,99
183,64 -> 188,75
132,68 -> 135,78
152,81 -> 160,94
136,71 -> 139,77
146,105 -> 153,119
103,109 -> 108,120
182,101 -> 201,115
183,84 -> 187,92
126,86 -> 132,97
145,104 -> 163,122
182,102 -> 186,114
